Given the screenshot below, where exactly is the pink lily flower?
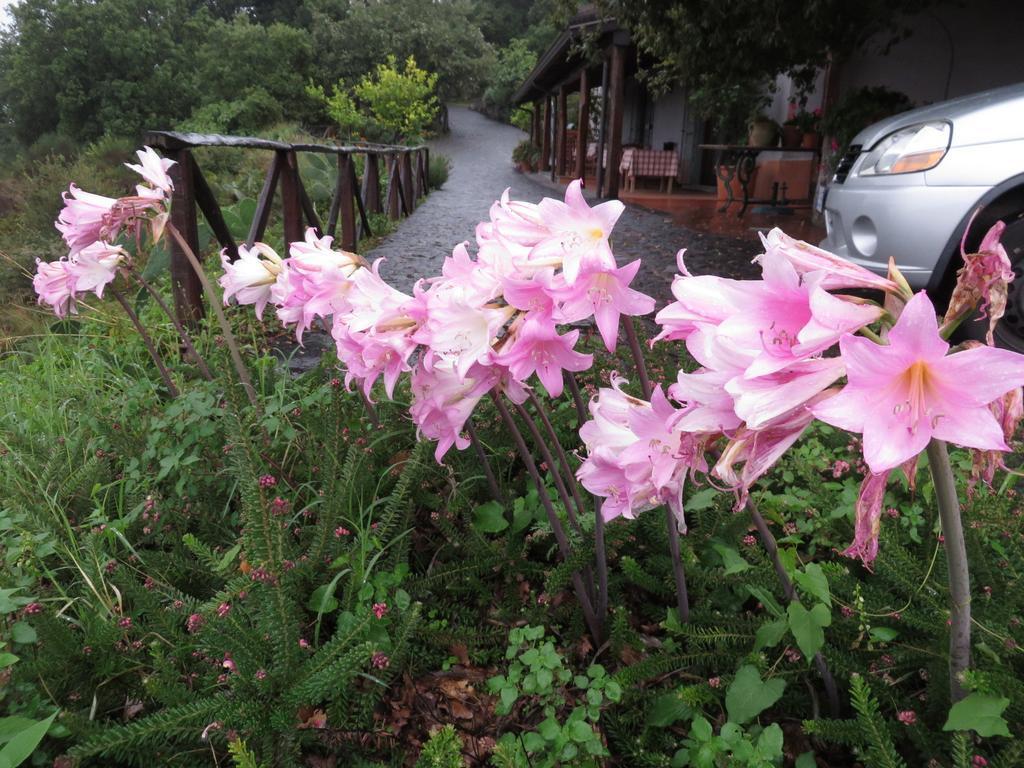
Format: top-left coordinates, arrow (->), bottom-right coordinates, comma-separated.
67,241 -> 125,298
842,470 -> 891,567
219,242 -> 284,319
33,258 -> 79,318
713,403 -> 818,507
654,250 -> 749,344
812,292 -> 1024,473
943,218 -> 1014,345
125,147 -> 176,197
495,317 -> 592,397
554,260 -> 655,352
55,185 -> 119,255
531,180 -> 623,285
758,227 -> 898,293
410,362 -> 497,462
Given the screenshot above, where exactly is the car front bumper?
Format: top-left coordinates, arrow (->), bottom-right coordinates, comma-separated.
819,179 -> 988,291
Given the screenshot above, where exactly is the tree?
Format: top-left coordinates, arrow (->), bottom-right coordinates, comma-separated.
353,55 -> 439,143
308,0 -> 493,102
583,0 -> 938,98
0,0 -> 207,144
481,39 -> 538,123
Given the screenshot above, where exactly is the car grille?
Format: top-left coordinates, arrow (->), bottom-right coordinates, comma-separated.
832,145 -> 862,184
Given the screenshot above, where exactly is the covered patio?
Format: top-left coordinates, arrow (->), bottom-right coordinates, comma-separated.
512,8 -> 822,239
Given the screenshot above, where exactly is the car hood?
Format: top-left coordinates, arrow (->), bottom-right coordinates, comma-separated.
851,82 -> 1024,149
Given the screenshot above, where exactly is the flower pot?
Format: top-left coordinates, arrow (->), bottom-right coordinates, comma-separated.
781,125 -> 803,149
748,121 -> 779,148
801,131 -> 819,150
516,160 -> 531,173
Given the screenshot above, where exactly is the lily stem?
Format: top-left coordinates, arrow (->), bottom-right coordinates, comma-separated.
926,438 -> 971,702
167,224 -> 258,408
466,417 -> 504,505
623,318 -> 690,624
491,392 -> 602,641
125,266 -> 213,381
110,286 -> 179,398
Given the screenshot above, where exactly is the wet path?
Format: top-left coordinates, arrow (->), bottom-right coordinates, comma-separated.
365,106 -> 760,306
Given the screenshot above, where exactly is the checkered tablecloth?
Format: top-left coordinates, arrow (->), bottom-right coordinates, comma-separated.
619,149 -> 679,179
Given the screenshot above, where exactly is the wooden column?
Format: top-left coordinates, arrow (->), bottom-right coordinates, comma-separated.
596,59 -> 610,197
363,153 -> 382,214
531,101 -> 542,147
555,85 -> 568,179
575,69 -> 590,183
167,149 -> 204,328
540,94 -> 552,172
605,44 -> 627,200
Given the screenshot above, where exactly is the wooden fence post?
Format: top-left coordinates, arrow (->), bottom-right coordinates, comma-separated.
338,153 -> 357,252
167,149 -> 204,327
278,149 -> 304,245
400,151 -> 415,213
386,154 -> 402,220
363,152 -> 382,214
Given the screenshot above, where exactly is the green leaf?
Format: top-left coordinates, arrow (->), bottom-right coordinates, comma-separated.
689,716 -> 713,742
394,589 -> 411,612
793,563 -> 831,606
943,693 -> 1011,737
500,686 -> 518,711
712,543 -> 751,575
746,585 -> 785,619
787,602 -> 831,660
568,720 -> 594,743
0,654 -> 18,670
471,501 -> 508,534
756,723 -> 784,758
0,710 -> 58,768
307,584 -> 339,614
686,487 -> 717,511
647,691 -> 692,727
795,752 -> 817,768
754,620 -> 788,651
725,666 -> 785,724
9,623 -> 35,645
537,717 -> 560,741
869,626 -> 899,643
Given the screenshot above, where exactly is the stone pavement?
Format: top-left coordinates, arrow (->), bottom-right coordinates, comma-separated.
366,105 -> 762,309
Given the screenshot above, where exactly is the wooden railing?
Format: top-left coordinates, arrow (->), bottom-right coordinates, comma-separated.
144,131 -> 430,327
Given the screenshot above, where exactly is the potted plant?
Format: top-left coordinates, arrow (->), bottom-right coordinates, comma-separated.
747,115 -> 780,147
512,139 -> 540,172
781,117 -> 803,149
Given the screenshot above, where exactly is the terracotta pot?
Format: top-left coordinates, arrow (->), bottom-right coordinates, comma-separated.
781,125 -> 803,149
716,166 -> 758,202
801,131 -> 819,150
516,160 -> 531,173
748,120 -> 779,148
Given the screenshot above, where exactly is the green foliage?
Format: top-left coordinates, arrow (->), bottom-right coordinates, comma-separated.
672,717 -> 784,768
488,626 -> 614,767
414,725 -> 465,768
724,666 -> 785,725
428,154 -> 451,190
820,86 -> 914,153
480,39 -> 538,123
353,56 -> 439,144
944,693 -> 1011,738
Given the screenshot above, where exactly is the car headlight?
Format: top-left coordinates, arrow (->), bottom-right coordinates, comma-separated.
857,121 -> 951,176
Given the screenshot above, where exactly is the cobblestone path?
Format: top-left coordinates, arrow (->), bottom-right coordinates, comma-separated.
366,105 -> 761,308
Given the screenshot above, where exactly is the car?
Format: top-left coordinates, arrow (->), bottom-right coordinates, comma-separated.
818,82 -> 1024,348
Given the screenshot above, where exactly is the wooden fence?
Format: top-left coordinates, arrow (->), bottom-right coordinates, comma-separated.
144,131 -> 430,327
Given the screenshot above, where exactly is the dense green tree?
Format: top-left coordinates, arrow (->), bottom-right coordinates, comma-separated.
188,15 -> 314,130
583,0 -> 938,97
0,0 -> 207,144
469,0 -> 533,46
309,0 -> 494,101
480,39 -> 537,122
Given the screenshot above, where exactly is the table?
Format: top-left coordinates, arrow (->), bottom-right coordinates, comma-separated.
619,148 -> 680,193
700,144 -> 818,216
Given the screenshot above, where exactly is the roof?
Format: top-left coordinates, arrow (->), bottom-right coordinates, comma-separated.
512,9 -> 628,104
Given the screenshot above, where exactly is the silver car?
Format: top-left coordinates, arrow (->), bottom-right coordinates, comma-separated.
819,82 -> 1024,348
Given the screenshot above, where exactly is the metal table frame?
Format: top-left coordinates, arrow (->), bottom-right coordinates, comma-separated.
700,144 -> 818,216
